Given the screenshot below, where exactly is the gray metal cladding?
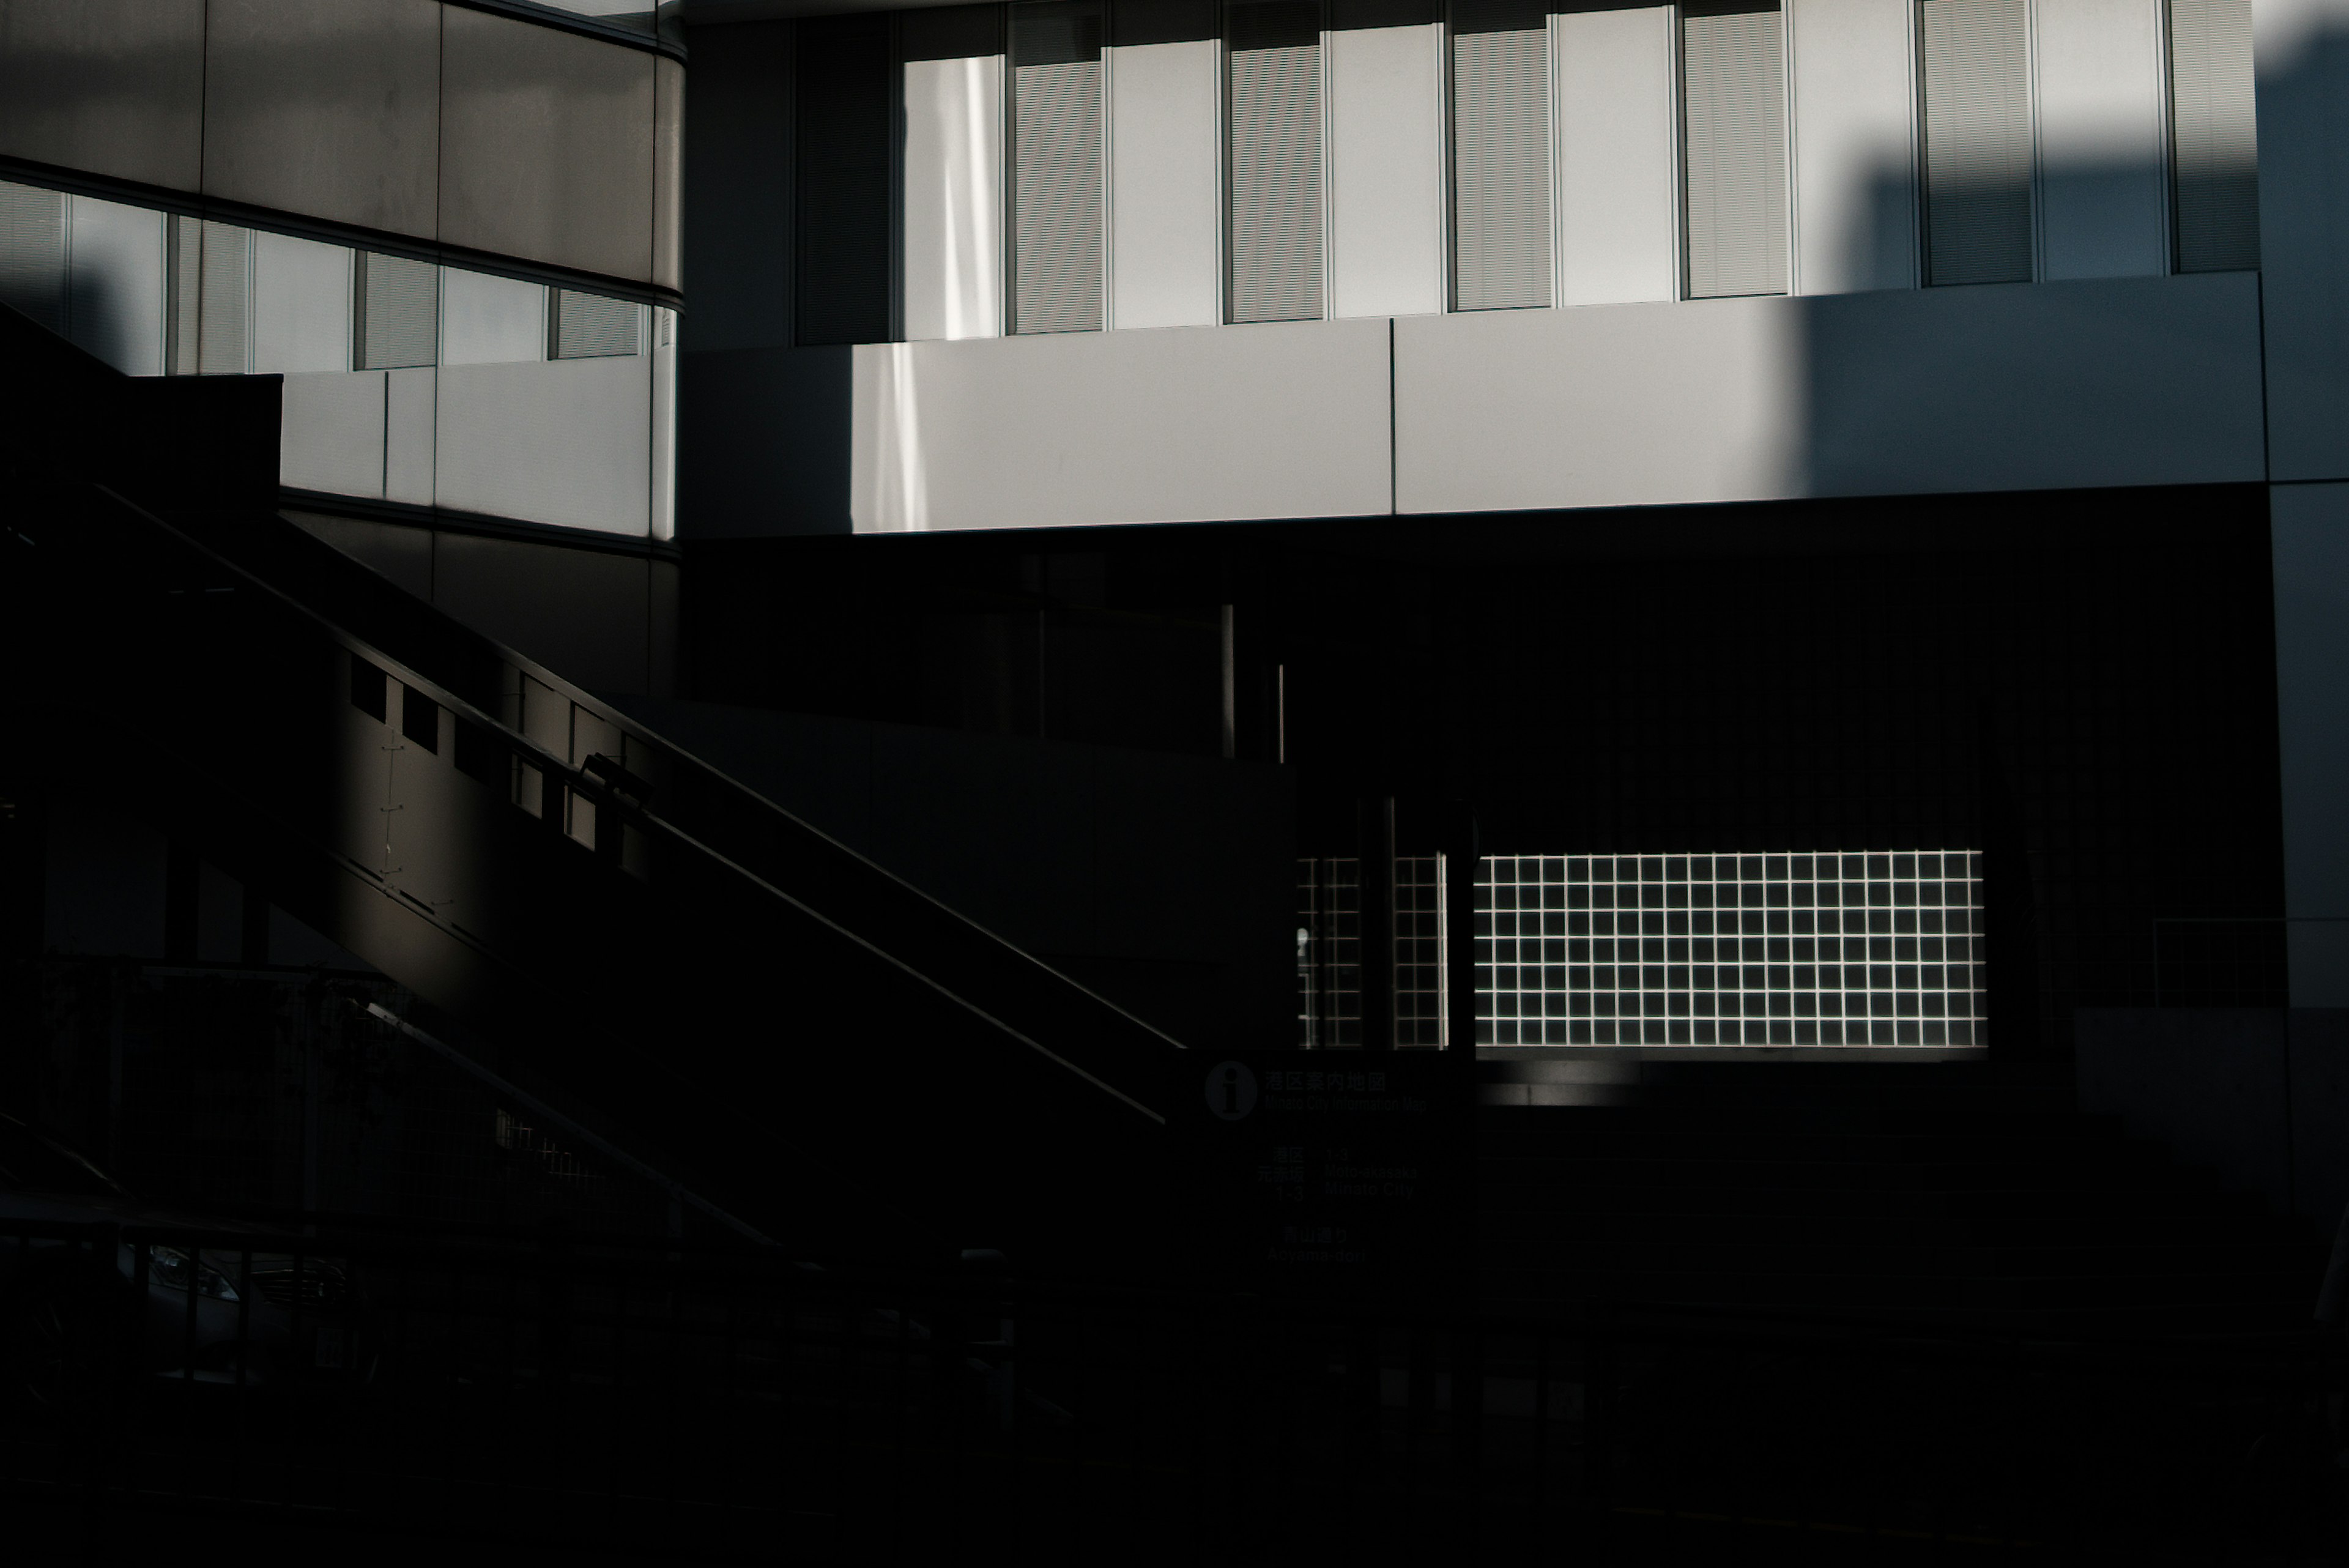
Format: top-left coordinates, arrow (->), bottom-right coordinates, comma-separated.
1920,0 -> 2033,285
0,181 -> 67,335
1012,2 -> 1106,335
553,289 -> 642,359
1682,4 -> 1787,299
198,220 -> 253,375
356,251 -> 438,371
2170,0 -> 2260,272
795,13 -> 893,347
1451,0 -> 1551,312
1228,1 -> 1325,324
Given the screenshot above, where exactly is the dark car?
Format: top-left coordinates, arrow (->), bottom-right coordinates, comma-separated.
0,1112 -> 359,1417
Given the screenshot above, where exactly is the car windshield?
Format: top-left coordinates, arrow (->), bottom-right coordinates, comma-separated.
0,1115 -> 125,1197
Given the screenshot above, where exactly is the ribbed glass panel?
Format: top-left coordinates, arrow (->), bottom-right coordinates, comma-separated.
1920,0 -> 2033,285
2170,0 -> 2259,272
1014,59 -> 1104,333
1682,7 -> 1787,299
357,252 -> 439,370
198,221 -> 253,376
169,215 -> 201,375
0,181 -> 66,336
1230,40 -> 1324,322
552,288 -> 642,357
1452,27 -> 1551,310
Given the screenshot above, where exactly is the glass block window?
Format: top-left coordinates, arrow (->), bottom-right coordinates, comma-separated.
1478,852 -> 1986,1047
1297,857 -> 1362,1048
1394,855 -> 1447,1047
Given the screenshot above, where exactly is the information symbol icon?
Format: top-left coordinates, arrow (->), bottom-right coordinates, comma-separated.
1206,1061 -> 1259,1121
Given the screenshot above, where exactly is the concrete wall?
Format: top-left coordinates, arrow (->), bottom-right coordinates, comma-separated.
2077,1007 -> 2349,1230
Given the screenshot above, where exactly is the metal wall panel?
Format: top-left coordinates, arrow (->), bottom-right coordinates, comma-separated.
2037,0 -> 2168,279
1228,2 -> 1326,323
1683,5 -> 1789,299
436,356 -> 653,535
796,14 -> 894,346
903,54 -> 1006,341
0,180 -> 67,336
2170,0 -> 2258,271
387,365 -> 437,505
1329,24 -> 1444,318
1788,0 -> 1917,293
1107,40 -> 1222,329
253,231 -> 353,376
279,370 -> 387,497
66,195 -> 166,376
440,7 -> 659,284
1452,5 -> 1551,310
1920,0 -> 2034,284
2272,484 -> 2349,1005
1013,3 -> 1106,335
1556,6 -> 1677,307
653,55 -> 686,294
0,0 -> 204,191
202,0 -> 442,240
681,20 -> 793,353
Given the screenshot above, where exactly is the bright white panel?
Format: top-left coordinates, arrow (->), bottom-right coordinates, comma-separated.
252,231 -> 351,374
1555,7 -> 1677,306
1395,273 -> 2263,511
442,267 -> 547,365
850,318 -> 1390,530
1108,40 -> 1220,329
1789,0 -> 1917,292
436,355 -> 652,535
2037,0 -> 2169,278
651,306 -> 677,539
64,195 -> 165,375
904,54 -> 1005,341
1330,24 -> 1444,318
280,370 -> 385,497
386,365 -> 435,505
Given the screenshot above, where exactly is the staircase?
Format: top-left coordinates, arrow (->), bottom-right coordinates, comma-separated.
1479,1055 -> 2325,1337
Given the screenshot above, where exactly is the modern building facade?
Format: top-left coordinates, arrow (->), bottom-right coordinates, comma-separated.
9,0 -> 2349,1243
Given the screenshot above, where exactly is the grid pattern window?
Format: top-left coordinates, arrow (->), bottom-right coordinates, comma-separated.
355,251 -> 439,370
2169,0 -> 2260,272
1394,854 -> 1448,1047
1297,857 -> 1362,1048
1452,0 -> 1552,311
1477,853 -> 1986,1047
1012,1 -> 1107,333
1228,0 -> 1324,323
551,288 -> 642,359
1681,2 -> 1787,299
1920,0 -> 2034,285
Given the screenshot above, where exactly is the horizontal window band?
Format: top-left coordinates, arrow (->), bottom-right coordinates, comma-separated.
0,155 -> 683,314
448,0 -> 688,62
281,489 -> 684,564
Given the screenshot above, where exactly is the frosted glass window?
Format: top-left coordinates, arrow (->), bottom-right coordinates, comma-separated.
356,251 -> 439,370
1682,4 -> 1789,298
1920,0 -> 2034,284
551,289 -> 641,359
66,195 -> 165,376
0,180 -> 67,335
443,267 -> 547,365
193,221 -> 254,376
1012,1 -> 1105,334
1228,0 -> 1324,322
1451,0 -> 1551,310
253,231 -> 352,375
2170,0 -> 2259,271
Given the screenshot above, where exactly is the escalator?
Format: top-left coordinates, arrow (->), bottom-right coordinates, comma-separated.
0,304 -> 1190,1276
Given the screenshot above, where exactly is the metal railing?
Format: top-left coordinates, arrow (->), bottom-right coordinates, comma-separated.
6,1214 -> 2343,1562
